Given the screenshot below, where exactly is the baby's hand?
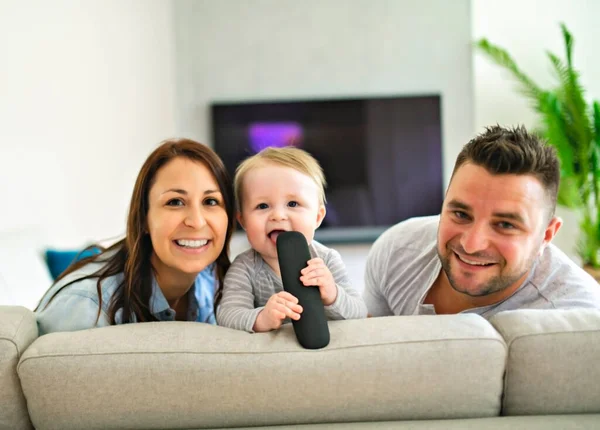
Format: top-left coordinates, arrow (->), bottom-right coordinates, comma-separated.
300,258 -> 337,306
253,291 -> 303,332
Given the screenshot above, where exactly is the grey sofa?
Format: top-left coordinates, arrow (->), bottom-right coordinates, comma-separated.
1,305 -> 599,430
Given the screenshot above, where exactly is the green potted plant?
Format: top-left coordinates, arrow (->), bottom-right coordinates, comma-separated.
475,23 -> 600,279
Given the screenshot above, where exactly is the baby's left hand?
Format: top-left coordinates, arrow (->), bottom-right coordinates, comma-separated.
300,258 -> 337,306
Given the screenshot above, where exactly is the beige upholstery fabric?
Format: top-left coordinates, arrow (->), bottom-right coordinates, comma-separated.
19,314 -> 506,430
490,309 -> 600,416
0,306 -> 38,430
231,414 -> 600,429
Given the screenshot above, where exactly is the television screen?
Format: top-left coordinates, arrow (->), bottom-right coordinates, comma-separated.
211,95 -> 443,243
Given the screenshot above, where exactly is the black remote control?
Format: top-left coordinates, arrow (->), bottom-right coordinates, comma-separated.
276,231 -> 330,349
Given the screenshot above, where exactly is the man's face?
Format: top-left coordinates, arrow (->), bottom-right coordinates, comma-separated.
437,163 -> 561,298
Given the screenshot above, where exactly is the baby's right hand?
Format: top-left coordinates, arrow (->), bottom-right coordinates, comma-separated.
253,291 -> 303,332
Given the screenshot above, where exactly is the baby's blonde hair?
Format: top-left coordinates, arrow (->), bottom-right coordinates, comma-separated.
234,146 -> 327,212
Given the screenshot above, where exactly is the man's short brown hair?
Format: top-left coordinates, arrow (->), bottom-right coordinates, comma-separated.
451,125 -> 560,216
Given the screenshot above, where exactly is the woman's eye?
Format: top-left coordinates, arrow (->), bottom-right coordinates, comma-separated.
256,203 -> 268,210
204,197 -> 220,206
166,198 -> 184,207
288,201 -> 299,208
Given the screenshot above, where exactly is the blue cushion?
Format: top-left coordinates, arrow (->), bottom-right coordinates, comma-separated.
45,248 -> 101,280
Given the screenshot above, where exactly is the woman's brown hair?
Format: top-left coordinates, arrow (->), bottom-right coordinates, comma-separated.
36,138 -> 235,323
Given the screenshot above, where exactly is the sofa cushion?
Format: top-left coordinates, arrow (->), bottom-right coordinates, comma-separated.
234,414 -> 600,429
0,306 -> 38,430
45,247 -> 101,280
490,308 -> 600,416
18,314 -> 506,430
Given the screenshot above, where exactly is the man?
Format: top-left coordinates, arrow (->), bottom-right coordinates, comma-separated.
363,125 -> 600,318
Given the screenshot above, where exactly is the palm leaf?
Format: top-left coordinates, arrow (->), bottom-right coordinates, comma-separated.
593,101 -> 600,138
539,93 -> 582,207
561,23 -> 574,68
547,52 -> 593,154
592,102 -> 600,231
475,39 -> 544,109
540,93 -> 576,176
557,23 -> 590,144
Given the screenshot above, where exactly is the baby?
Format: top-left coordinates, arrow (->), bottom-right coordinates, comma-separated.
216,146 -> 367,332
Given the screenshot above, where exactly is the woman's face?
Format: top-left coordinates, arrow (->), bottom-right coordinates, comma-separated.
146,157 -> 229,278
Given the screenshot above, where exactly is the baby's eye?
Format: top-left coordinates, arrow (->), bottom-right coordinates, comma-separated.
288,201 -> 299,208
256,203 -> 268,210
166,198 -> 184,207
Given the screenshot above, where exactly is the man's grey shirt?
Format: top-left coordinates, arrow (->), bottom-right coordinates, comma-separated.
218,240 -> 367,332
363,215 -> 600,318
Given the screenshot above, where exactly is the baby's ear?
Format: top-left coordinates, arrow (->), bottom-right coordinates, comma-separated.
315,205 -> 326,228
236,212 -> 246,230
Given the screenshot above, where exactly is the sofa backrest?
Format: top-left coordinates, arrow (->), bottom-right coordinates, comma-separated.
491,308 -> 600,416
17,314 -> 506,430
0,306 -> 37,430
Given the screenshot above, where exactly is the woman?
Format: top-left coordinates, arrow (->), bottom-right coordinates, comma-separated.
36,138 -> 235,335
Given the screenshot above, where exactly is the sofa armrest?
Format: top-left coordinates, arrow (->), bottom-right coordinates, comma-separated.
490,308 -> 600,416
0,306 -> 38,430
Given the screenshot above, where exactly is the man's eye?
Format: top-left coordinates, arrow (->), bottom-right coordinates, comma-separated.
167,199 -> 184,207
454,211 -> 469,219
256,203 -> 268,210
498,221 -> 515,229
288,201 -> 299,208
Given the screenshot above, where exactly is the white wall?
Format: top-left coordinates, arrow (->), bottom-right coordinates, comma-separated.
0,0 -> 177,305
173,0 -> 474,187
0,0 -> 177,248
472,0 -> 600,259
173,0 -> 474,291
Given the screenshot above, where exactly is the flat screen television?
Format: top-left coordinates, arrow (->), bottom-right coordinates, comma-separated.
210,95 -> 443,243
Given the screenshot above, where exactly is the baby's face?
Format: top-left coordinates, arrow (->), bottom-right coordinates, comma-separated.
238,163 -> 326,269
